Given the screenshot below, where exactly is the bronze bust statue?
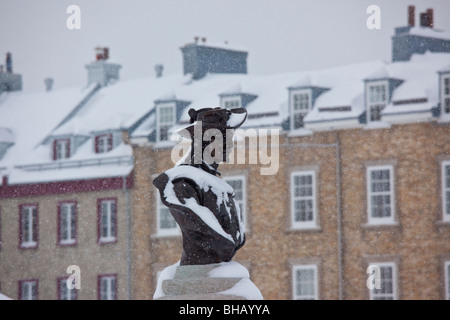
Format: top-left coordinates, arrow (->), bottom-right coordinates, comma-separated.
153,107 -> 247,265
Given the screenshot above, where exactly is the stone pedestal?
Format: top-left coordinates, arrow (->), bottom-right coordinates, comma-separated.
154,261 -> 263,300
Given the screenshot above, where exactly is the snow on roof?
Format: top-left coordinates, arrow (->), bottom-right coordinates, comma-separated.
1,50 -> 449,185
0,85 -> 96,168
408,27 -> 450,41
53,74 -> 189,136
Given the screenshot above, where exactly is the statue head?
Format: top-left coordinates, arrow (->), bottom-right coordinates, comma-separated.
179,107 -> 247,167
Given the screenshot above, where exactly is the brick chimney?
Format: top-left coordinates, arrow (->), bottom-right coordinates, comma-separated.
408,5 -> 415,27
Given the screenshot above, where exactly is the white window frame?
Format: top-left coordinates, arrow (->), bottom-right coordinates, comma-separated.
290,170 -> 318,229
441,74 -> 450,117
20,205 -> 38,248
156,194 -> 179,237
59,277 -> 77,300
368,262 -> 397,300
54,138 -> 70,160
223,175 -> 247,232
20,280 -> 38,300
442,161 -> 450,222
156,103 -> 176,142
99,275 -> 117,300
367,165 -> 395,225
59,202 -> 76,245
96,133 -> 113,153
366,80 -> 388,123
99,199 -> 117,243
292,264 -> 319,300
445,261 -> 450,300
221,96 -> 242,109
290,89 -> 311,130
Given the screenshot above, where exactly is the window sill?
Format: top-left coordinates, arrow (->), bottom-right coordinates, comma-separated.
363,121 -> 391,130
151,232 -> 181,240
154,141 -> 177,149
19,242 -> 38,249
286,225 -> 322,233
58,240 -> 77,247
361,221 -> 400,229
98,237 -> 117,245
287,128 -> 313,137
435,220 -> 450,227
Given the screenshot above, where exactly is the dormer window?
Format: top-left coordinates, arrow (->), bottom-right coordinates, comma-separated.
221,96 -> 242,109
366,81 -> 388,122
53,138 -> 70,160
290,89 -> 311,129
441,74 -> 450,116
156,103 -> 175,142
95,133 -> 113,153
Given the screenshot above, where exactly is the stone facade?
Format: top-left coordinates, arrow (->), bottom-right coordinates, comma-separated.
0,185 -> 131,300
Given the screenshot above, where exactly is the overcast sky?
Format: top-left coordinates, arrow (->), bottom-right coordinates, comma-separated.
1,0 -> 450,93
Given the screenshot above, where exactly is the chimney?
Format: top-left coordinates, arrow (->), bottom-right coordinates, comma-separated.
154,64 -> 164,78
95,47 -> 109,61
201,37 -> 206,43
44,78 -> 54,91
408,5 -> 415,27
426,8 -> 433,28
420,9 -> 433,28
6,52 -> 12,73
86,47 -> 121,87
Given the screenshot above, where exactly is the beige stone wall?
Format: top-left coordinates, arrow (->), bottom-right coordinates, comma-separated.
0,189 -> 129,300
132,122 -> 450,300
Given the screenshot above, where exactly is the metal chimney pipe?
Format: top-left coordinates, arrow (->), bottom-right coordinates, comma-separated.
44,78 -> 54,92
408,5 -> 415,27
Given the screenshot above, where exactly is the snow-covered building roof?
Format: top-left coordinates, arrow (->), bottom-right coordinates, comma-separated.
0,37 -> 449,186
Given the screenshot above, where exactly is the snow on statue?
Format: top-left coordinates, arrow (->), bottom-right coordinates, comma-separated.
153,107 -> 247,265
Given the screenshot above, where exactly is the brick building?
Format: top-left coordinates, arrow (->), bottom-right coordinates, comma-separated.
1,5 -> 450,300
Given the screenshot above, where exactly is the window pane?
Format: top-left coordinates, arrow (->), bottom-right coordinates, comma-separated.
160,207 -> 177,229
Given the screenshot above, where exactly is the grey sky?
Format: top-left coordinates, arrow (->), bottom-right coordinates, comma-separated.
1,0 -> 449,93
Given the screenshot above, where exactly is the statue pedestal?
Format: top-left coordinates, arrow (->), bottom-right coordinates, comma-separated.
154,261 -> 263,300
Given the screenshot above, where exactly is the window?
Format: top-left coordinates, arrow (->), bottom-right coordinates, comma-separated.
442,161 -> 450,222
156,195 -> 179,236
95,133 -> 113,153
292,264 -> 319,300
291,171 -> 317,229
367,165 -> 395,225
19,280 -> 38,300
53,138 -> 70,160
290,90 -> 311,129
19,204 -> 38,249
221,96 -> 241,109
98,275 -> 117,300
445,261 -> 450,300
157,104 -> 175,142
368,262 -> 397,300
442,75 -> 450,115
58,277 -> 77,300
58,201 -> 77,246
98,199 -> 117,243
366,81 -> 388,122
224,176 -> 247,232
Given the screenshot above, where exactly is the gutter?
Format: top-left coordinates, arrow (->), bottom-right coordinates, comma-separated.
123,176 -> 132,300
